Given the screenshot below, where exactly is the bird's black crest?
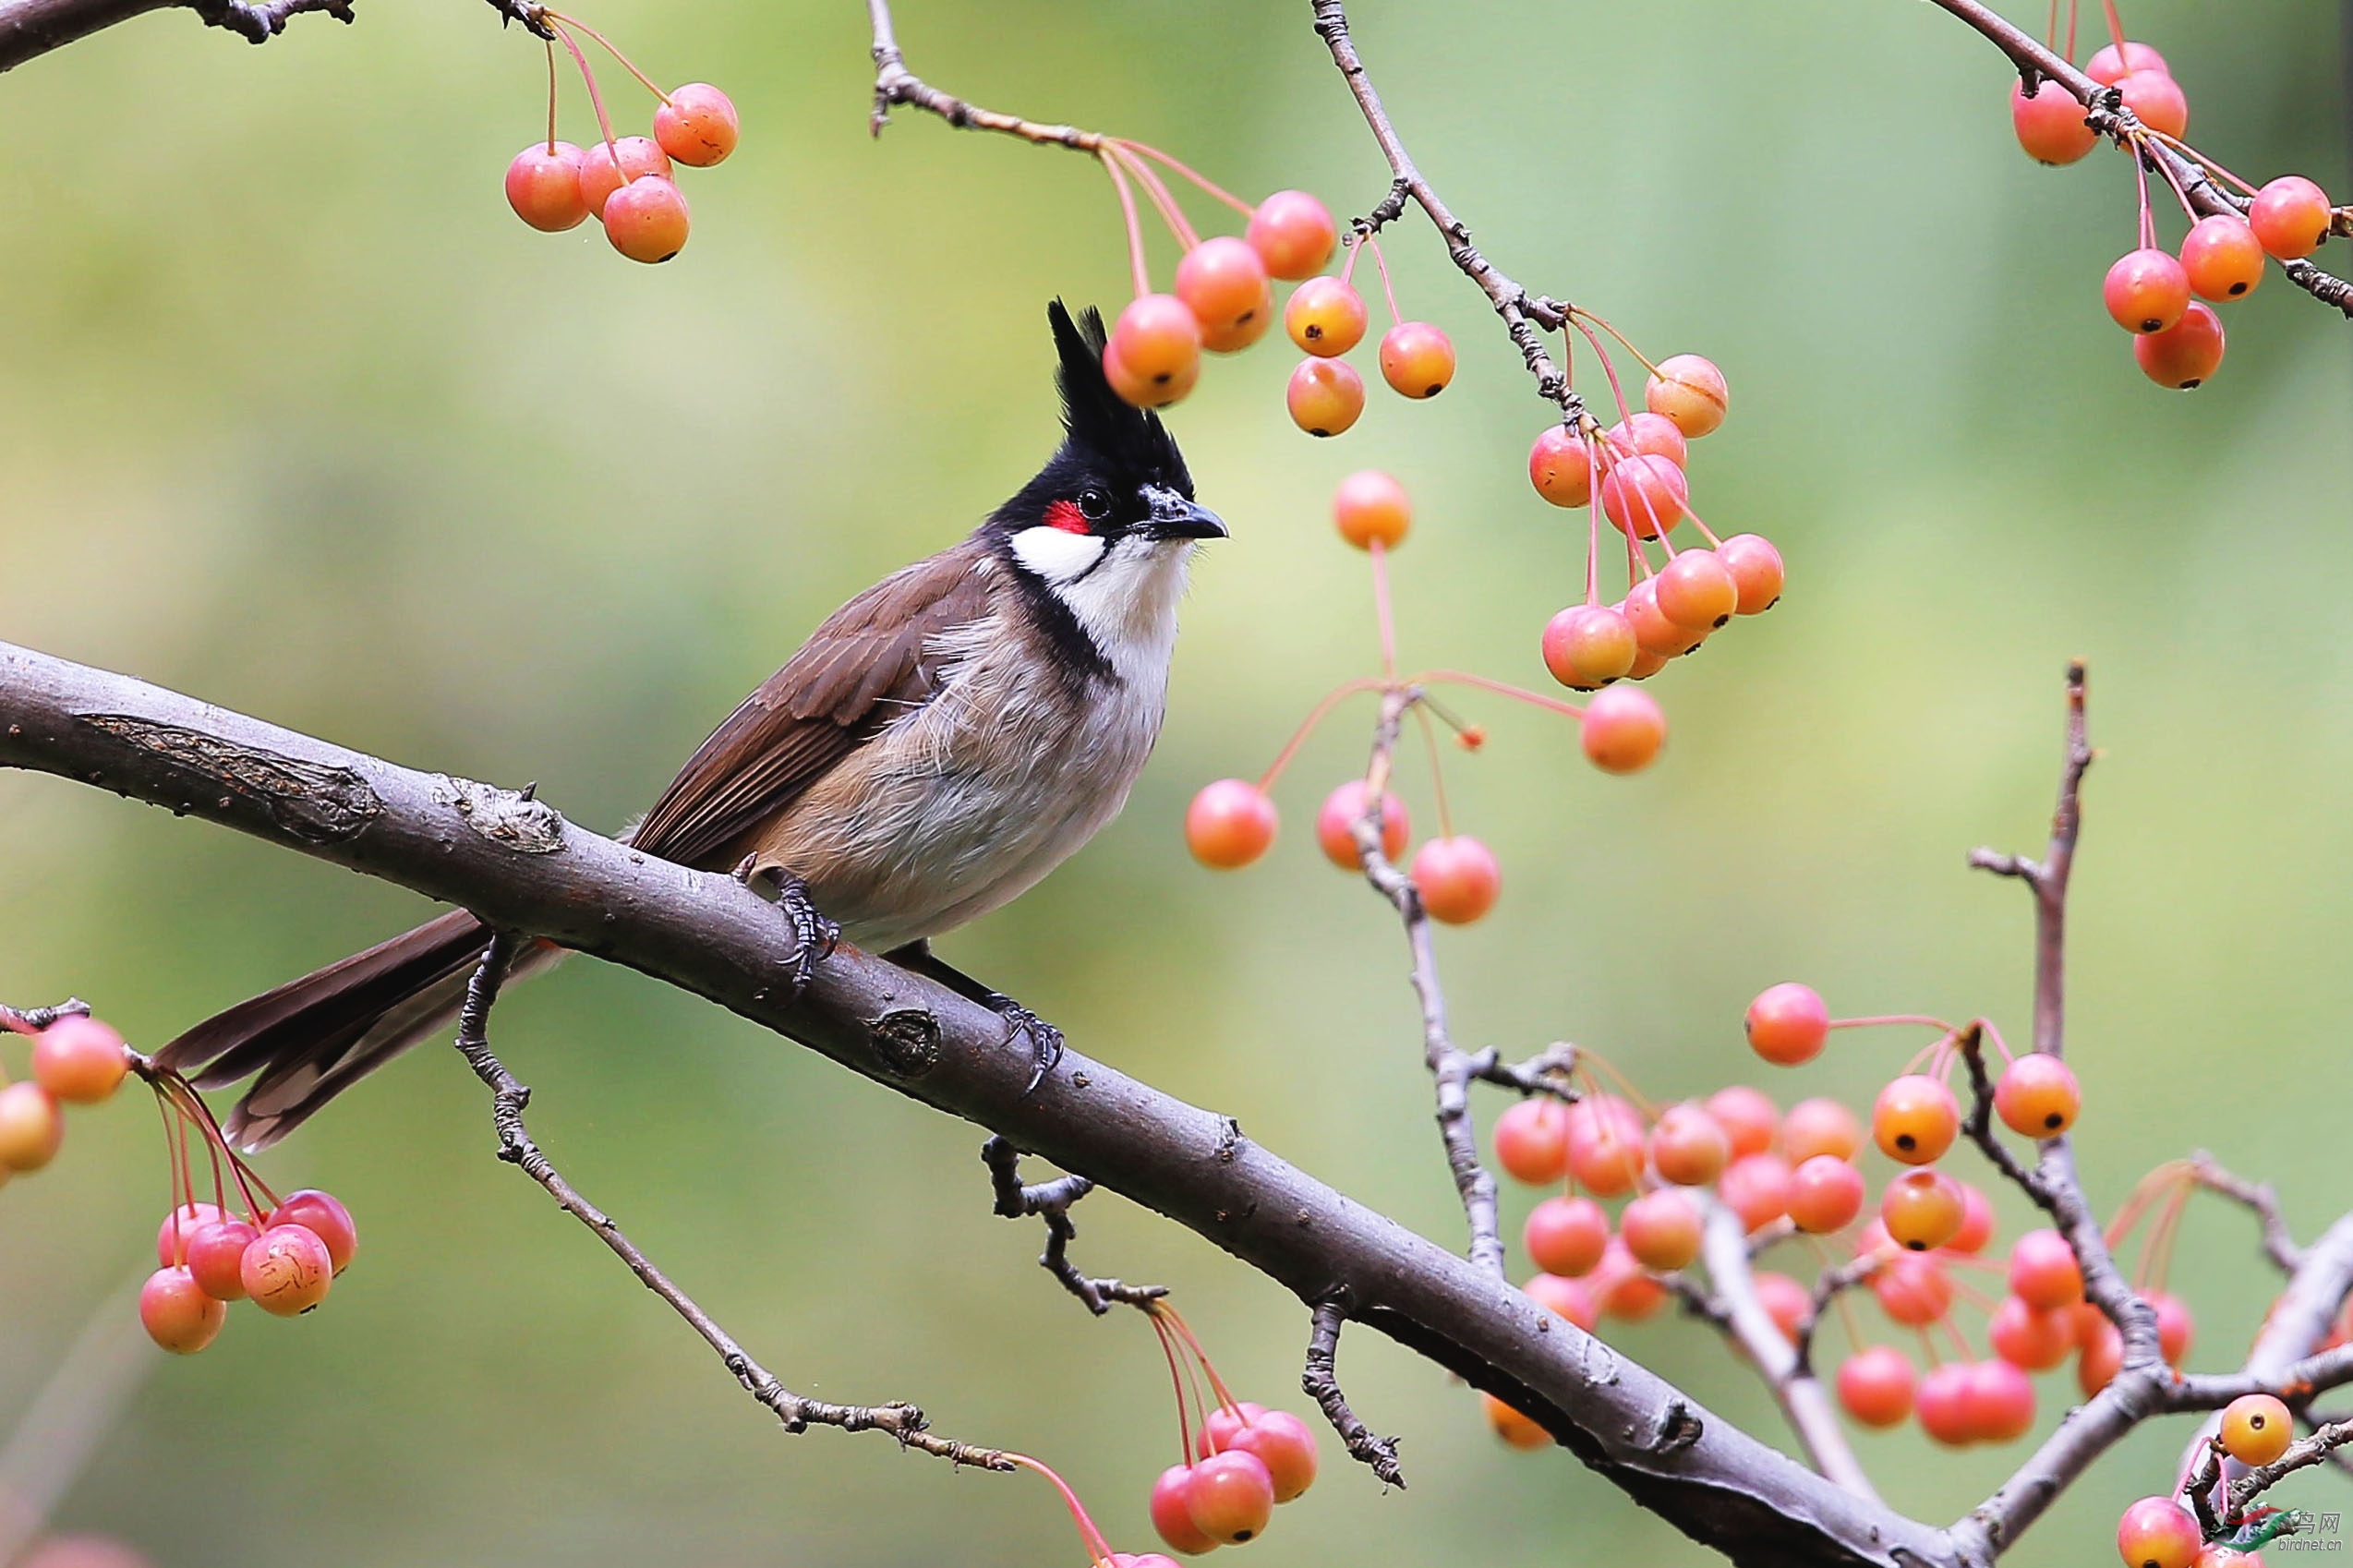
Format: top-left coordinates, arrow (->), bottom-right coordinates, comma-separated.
1047,299 -> 1189,491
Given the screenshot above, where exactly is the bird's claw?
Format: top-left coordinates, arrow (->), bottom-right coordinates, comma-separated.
988,996 -> 1064,1096
766,872 -> 838,996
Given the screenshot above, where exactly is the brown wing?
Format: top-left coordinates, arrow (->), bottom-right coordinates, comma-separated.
632,541 -> 996,870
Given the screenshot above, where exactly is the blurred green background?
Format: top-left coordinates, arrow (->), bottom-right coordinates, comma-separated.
1,0 -> 2348,1562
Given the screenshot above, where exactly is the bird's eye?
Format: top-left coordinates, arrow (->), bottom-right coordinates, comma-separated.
1077,487 -> 1113,523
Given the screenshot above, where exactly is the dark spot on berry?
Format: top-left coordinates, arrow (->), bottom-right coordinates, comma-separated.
2229,283 -> 2248,295
1906,1238 -> 1926,1250
1305,324 -> 1323,340
2179,378 -> 2202,389
2045,1113 -> 2063,1129
2140,317 -> 2162,332
1896,1133 -> 1917,1151
1309,426 -> 1331,438
1423,382 -> 1442,396
1711,614 -> 1730,629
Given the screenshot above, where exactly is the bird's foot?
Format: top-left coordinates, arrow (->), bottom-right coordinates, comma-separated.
733,859 -> 839,995
984,994 -> 1064,1097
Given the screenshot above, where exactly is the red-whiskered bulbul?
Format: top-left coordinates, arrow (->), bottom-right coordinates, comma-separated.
157,301 -> 1225,1148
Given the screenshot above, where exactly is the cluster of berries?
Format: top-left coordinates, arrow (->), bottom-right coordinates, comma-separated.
2009,11 -> 2341,389
501,9 -> 738,263
0,1011 -> 132,1182
2115,1394 -> 2305,1568
1279,232 -> 1456,436
1183,469 -> 1667,917
1139,1302 -> 1319,1555
1526,346 -> 1785,694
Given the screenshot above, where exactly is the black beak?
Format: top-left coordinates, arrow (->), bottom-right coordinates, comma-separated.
1141,492 -> 1227,541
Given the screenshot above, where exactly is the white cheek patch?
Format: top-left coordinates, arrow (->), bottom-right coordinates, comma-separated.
1010,525 -> 1108,585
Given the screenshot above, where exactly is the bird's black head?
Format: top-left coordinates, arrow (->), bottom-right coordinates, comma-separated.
985,302 -> 1225,579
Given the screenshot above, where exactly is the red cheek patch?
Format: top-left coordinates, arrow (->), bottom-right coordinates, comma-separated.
1044,499 -> 1090,535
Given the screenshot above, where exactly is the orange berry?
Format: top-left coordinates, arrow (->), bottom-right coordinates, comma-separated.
1316,779 -> 1408,868
1837,1345 -> 1916,1427
1111,295 -> 1204,398
1332,469 -> 1410,550
576,135 -> 671,218
1644,354 -> 1728,438
1600,410 -> 1688,469
1648,1102 -> 1732,1187
1186,779 -> 1277,869
1786,1154 -> 1865,1234
139,1267 -> 226,1354
1524,1195 -> 1610,1277
1873,1254 -> 1954,1326
1745,983 -> 1829,1066
1872,1075 -> 1960,1164
1482,1390 -> 1552,1450
652,82 -> 739,167
1654,549 -> 1738,632
1410,835 -> 1500,924
2134,301 -> 2225,389
2179,214 -> 2265,300
2011,78 -> 2096,164
0,1082 -> 64,1172
2117,1498 -> 2202,1568
1599,454 -> 1688,540
1963,1357 -> 2036,1443
2008,1227 -> 2084,1310
1378,321 -> 1454,399
2250,175 -> 2333,260
1994,1052 -> 2081,1138
1176,235 -> 1273,349
1579,686 -> 1666,775
1881,1168 -> 1965,1251
1718,1152 -> 1792,1232
505,140 -> 590,231
1104,333 -> 1199,410
1621,1188 -> 1703,1272
241,1224 -> 333,1316
1542,603 -> 1637,691
2117,69 -> 2188,139
2152,1289 -> 2195,1365
271,1189 -> 358,1273
1225,1408 -> 1318,1502
1950,1181 -> 1997,1253
1595,1236 -> 1670,1320
1524,1269 -> 1599,1330
1151,1465 -> 1219,1555
1705,1085 -> 1780,1158
1185,1450 -> 1275,1545
1621,578 -> 1703,660
1717,534 -> 1785,614
2087,41 -> 2167,84
1493,1097 -> 1570,1184
2104,247 -> 2190,333
31,1016 -> 128,1104
1527,424 -> 1598,507
1782,1097 -> 1863,1163
1989,1294 -> 2074,1370
1285,276 -> 1368,356
2080,1313 -> 2123,1393
602,175 -> 691,264
1916,1362 -> 1975,1447
1247,190 -> 1337,280
2220,1393 -> 2293,1465
1285,357 -> 1365,436
1565,1096 -> 1648,1198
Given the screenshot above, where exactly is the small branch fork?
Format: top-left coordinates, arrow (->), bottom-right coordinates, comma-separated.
451,931 -> 1010,1470
865,0 -> 1095,150
2186,1152 -> 2305,1275
978,1136 -> 1164,1316
1919,0 -> 2353,320
1346,685 -> 1507,1277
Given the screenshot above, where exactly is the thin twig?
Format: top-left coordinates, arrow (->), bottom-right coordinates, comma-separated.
1349,686 -> 1505,1276
1301,1297 -> 1405,1488
452,932 -> 1011,1469
2226,1419 -> 2353,1522
865,0 -> 1096,150
2186,1152 -> 2304,1274
1308,0 -> 1584,416
979,1136 -> 1164,1316
1792,1252 -> 1888,1377
0,998 -> 90,1032
1464,1041 -> 1583,1102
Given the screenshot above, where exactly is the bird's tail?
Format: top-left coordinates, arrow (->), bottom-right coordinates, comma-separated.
154,910 -> 557,1151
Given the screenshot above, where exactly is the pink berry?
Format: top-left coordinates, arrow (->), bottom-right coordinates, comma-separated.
139,1267 -> 226,1355
505,141 -> 590,232
1246,191 -> 1337,281
2133,301 -> 2225,389
652,82 -> 739,168
2011,78 -> 2096,164
1579,686 -> 1666,775
1410,835 -> 1501,924
2249,175 -> 2334,260
271,1188 -> 358,1273
1745,983 -> 1829,1066
2104,247 -> 2190,333
242,1224 -> 334,1316
576,135 -> 671,219
1643,354 -> 1728,438
187,1217 -> 261,1301
1524,1194 -> 1610,1277
602,175 -> 691,264
30,1015 -> 128,1104
1185,1450 -> 1275,1545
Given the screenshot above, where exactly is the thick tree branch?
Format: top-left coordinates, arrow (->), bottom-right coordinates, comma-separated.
0,0 -> 351,73
450,930 -> 1009,1466
0,637 -> 1961,1568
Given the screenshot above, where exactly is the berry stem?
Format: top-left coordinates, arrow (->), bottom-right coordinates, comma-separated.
1254,678 -> 1386,792
1109,143 -> 1201,252
2133,144 -> 2158,251
1413,704 -> 1455,841
1005,1453 -> 1117,1567
2141,138 -> 2202,223
1109,139 -> 1255,221
1362,232 -> 1403,326
1571,308 -> 1667,382
537,8 -> 671,105
1569,316 -> 1636,425
1827,1013 -> 1958,1031
1096,151 -> 1152,300
548,20 -> 620,161
1152,1302 -> 1243,1413
1147,1306 -> 1199,1465
2097,0 -> 2126,54
1370,540 -> 1399,681
1681,501 -> 1726,549
542,37 -> 560,153
2144,130 -> 2262,197
152,1090 -> 190,1264
1411,669 -> 1586,720
1583,428 -> 1603,606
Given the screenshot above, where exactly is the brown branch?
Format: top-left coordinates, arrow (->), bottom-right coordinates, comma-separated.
1348,686 -> 1507,1277
0,0 -> 351,73
978,1136 -> 1164,1315
1308,0 -> 1582,416
1791,1252 -> 1887,1378
865,0 -> 1096,150
1917,0 -> 2353,320
0,998 -> 90,1032
2186,1152 -> 2304,1275
1301,1297 -> 1406,1488
0,639 -> 1974,1568
1698,1200 -> 1879,1501
451,929 -> 1012,1469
